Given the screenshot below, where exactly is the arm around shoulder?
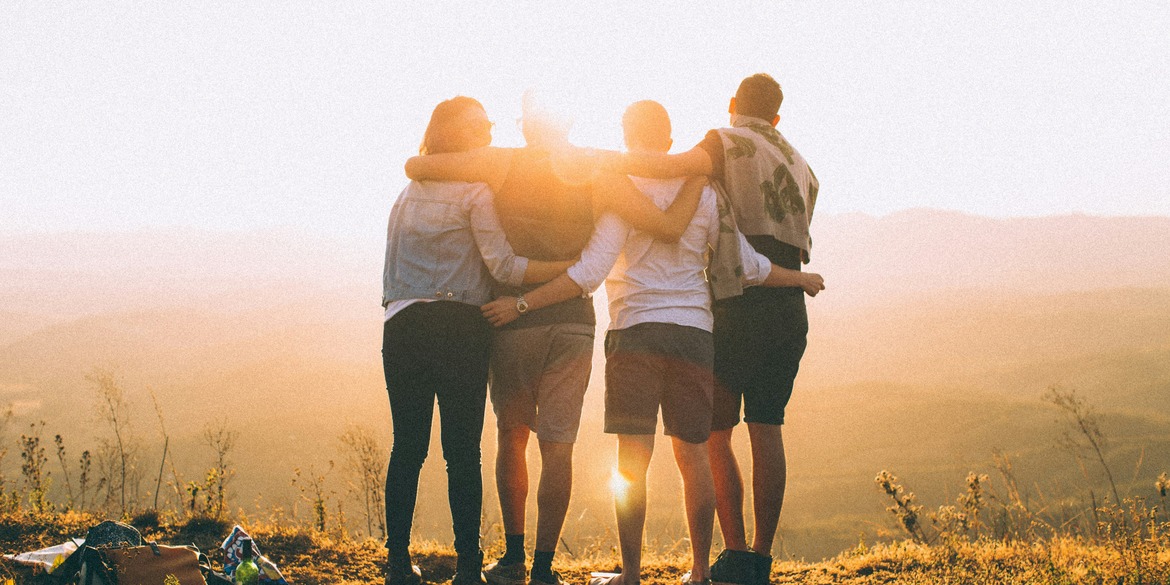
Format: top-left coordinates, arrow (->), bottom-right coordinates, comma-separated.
404,147 -> 512,190
619,147 -> 713,179
480,274 -> 586,327
593,173 -> 705,243
761,265 -> 825,297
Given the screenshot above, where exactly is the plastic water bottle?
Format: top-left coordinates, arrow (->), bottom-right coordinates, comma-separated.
234,538 -> 260,585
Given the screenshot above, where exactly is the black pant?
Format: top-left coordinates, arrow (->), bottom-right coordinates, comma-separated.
383,301 -> 492,556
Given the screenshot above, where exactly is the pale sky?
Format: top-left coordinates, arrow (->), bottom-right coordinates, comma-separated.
3,1 -> 1168,239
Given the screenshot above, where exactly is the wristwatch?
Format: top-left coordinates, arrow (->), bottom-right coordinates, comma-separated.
515,295 -> 529,315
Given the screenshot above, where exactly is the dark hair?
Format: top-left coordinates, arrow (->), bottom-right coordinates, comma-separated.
622,100 -> 672,152
735,73 -> 783,120
419,96 -> 487,155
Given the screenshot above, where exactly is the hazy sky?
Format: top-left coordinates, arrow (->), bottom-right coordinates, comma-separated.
3,2 -> 1168,238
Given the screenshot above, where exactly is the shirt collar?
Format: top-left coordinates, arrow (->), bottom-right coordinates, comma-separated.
730,114 -> 775,128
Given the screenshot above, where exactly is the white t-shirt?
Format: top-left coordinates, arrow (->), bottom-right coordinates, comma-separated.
566,178 -> 771,332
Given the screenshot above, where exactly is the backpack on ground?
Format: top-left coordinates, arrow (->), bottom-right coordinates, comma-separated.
76,542 -> 208,585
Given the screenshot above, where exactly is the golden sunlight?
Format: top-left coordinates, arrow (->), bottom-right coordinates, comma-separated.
609,466 -> 631,501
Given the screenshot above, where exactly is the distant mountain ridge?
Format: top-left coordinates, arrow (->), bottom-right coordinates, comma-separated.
809,209 -> 1170,309
4,210 -> 1167,319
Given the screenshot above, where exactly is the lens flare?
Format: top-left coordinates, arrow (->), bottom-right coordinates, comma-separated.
609,467 -> 630,501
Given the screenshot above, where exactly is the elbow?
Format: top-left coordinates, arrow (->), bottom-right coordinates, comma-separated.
505,265 -> 528,287
404,157 -> 422,180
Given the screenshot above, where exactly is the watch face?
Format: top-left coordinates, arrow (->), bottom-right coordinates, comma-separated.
516,298 -> 529,314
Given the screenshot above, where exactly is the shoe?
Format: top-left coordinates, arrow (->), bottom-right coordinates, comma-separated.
709,550 -> 756,585
752,553 -> 772,585
453,550 -> 487,585
385,551 -> 422,585
529,570 -> 564,585
484,560 -> 527,585
680,571 -> 711,585
587,573 -> 621,585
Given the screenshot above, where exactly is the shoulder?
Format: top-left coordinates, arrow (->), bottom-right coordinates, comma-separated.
698,129 -> 725,152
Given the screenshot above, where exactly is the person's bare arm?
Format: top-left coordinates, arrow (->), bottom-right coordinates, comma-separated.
762,266 -> 825,297
482,213 -> 626,327
481,274 -> 585,327
521,259 -> 576,284
404,147 -> 512,192
733,228 -> 823,296
616,147 -> 713,179
592,173 -> 705,243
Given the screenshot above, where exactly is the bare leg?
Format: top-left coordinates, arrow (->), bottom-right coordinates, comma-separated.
707,428 -> 748,551
496,427 -> 531,537
613,434 -> 654,585
671,437 -> 715,581
747,423 -> 786,554
535,439 -> 574,552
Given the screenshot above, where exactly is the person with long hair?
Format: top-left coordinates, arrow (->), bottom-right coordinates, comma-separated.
381,96 -> 576,585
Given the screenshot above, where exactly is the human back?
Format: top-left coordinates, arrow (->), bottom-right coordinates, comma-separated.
382,97 -> 525,309
709,121 -> 816,261
705,73 -> 818,264
494,146 -> 595,263
604,176 -> 718,331
490,93 -> 599,329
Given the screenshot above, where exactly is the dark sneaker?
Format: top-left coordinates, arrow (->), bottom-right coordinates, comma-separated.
752,553 -> 772,585
484,560 -> 527,585
453,550 -> 487,585
709,549 -> 757,585
529,569 -> 565,585
385,554 -> 422,585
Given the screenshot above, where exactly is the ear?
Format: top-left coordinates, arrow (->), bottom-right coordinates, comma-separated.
728,97 -> 737,115
770,114 -> 780,127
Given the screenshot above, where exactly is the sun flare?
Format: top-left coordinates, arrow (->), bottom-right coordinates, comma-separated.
609,467 -> 630,501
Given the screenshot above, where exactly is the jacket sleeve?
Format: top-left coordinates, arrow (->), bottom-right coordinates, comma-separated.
466,184 -> 529,287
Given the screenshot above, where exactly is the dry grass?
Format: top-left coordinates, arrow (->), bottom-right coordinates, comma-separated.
3,511 -> 1170,585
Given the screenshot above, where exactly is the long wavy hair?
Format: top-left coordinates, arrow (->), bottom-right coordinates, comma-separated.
419,96 -> 489,155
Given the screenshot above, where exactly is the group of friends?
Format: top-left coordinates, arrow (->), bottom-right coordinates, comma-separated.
380,73 -> 824,585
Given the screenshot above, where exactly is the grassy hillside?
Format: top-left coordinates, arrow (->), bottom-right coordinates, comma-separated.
2,511 -> 1168,585
2,287 -> 1169,559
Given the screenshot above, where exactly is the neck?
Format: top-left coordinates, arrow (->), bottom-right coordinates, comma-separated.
731,113 -> 775,128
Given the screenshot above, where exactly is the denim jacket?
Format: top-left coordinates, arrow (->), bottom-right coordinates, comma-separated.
382,180 -> 529,307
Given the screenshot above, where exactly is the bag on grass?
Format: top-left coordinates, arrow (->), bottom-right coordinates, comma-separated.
52,521 -> 144,582
77,542 -> 208,585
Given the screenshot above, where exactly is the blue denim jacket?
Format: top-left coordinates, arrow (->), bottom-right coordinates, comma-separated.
382,181 -> 529,307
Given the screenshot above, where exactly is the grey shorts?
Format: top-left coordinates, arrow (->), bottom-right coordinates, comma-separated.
490,322 -> 595,444
603,322 -> 714,444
